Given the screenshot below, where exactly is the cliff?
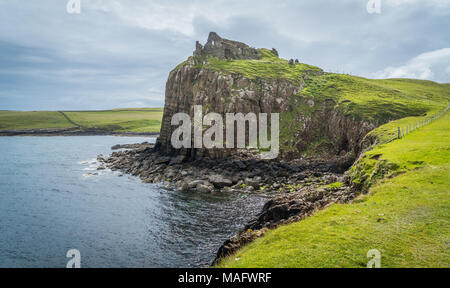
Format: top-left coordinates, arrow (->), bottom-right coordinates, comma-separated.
156,33 -> 447,160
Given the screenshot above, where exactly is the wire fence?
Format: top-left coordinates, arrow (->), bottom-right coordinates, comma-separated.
377,104 -> 449,146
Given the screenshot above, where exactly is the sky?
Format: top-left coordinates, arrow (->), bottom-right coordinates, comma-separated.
0,0 -> 449,110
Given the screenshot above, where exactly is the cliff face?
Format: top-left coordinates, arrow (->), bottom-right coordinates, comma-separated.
156,33 -> 379,160
157,57 -> 303,159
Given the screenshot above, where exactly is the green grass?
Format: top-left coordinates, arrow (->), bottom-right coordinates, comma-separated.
0,111 -> 76,130
217,113 -> 450,268
178,50 -> 449,155
0,108 -> 163,133
65,109 -> 163,133
279,74 -> 449,154
202,49 -> 323,83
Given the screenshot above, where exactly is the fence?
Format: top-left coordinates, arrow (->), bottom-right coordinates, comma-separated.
377,104 -> 449,146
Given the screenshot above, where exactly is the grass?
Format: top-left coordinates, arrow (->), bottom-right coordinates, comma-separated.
0,108 -> 163,133
279,74 -> 449,154
177,50 -> 449,155
0,111 -> 76,130
217,113 -> 450,268
65,109 -> 163,133
202,49 -> 323,83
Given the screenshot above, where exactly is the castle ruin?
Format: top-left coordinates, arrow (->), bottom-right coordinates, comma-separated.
194,32 -> 260,60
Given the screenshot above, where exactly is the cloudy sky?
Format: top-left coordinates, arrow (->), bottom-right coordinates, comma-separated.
0,0 -> 449,110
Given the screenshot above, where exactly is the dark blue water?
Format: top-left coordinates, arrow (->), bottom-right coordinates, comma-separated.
0,136 -> 266,268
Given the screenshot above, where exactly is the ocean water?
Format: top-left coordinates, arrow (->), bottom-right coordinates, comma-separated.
0,136 -> 266,268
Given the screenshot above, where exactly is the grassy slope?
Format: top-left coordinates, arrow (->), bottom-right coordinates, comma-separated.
218,113 -> 450,268
0,111 -> 76,130
65,109 -> 163,133
185,50 -> 449,155
202,49 -> 323,83
0,108 -> 163,133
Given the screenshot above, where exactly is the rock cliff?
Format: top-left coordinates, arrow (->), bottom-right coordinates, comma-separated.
156,33 -> 392,160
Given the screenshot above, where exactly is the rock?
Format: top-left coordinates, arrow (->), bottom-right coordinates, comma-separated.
271,48 -> 279,57
170,155 -> 186,165
232,181 -> 244,189
245,177 -> 261,189
297,174 -> 307,181
196,184 -> 213,193
97,165 -> 106,171
188,180 -> 208,189
209,175 -> 233,188
235,160 -> 247,170
178,181 -> 191,192
194,32 -> 260,60
155,157 -> 170,165
221,187 -> 234,193
165,168 -> 176,179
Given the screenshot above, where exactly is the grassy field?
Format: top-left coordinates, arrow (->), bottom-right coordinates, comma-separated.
65,108 -> 163,133
0,111 -> 77,131
218,112 -> 450,268
0,108 -> 163,133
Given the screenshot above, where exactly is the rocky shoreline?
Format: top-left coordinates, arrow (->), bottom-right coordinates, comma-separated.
0,128 -> 159,137
98,142 -> 361,266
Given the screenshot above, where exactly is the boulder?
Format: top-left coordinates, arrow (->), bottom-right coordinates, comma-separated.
209,175 -> 233,188
245,177 -> 262,189
154,157 -> 170,165
196,183 -> 214,193
170,155 -> 186,165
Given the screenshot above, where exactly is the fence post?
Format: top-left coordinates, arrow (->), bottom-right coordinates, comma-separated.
398,127 -> 401,139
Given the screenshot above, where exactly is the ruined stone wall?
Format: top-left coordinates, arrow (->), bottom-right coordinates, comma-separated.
194,32 -> 260,60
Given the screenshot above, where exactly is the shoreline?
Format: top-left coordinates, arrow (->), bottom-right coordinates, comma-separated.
0,128 -> 159,137
99,143 -> 359,266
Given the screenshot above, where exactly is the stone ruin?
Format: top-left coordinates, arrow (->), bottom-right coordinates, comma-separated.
194,32 -> 260,60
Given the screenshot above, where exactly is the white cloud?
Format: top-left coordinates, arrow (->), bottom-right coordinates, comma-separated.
373,48 -> 450,82
86,0 -> 245,36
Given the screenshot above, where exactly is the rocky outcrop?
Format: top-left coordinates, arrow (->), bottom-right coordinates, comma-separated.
157,57 -> 305,158
194,32 -> 260,60
102,143 -> 355,193
212,180 -> 357,265
282,98 -> 377,158
156,33 -> 376,160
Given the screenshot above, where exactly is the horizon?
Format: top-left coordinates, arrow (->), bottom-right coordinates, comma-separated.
1,0 -> 449,110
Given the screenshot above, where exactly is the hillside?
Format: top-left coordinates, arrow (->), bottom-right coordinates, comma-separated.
218,111 -> 450,268
156,33 -> 449,268
157,32 -> 449,159
0,108 -> 163,135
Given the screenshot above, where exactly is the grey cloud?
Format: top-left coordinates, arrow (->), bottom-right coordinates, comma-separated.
0,0 -> 448,110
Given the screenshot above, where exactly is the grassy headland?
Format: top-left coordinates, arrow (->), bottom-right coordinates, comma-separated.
0,108 -> 163,134
218,112 -> 450,268
180,49 -> 449,155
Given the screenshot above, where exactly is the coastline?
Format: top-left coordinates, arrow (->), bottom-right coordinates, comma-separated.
99,143 -> 358,266
0,128 -> 160,137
